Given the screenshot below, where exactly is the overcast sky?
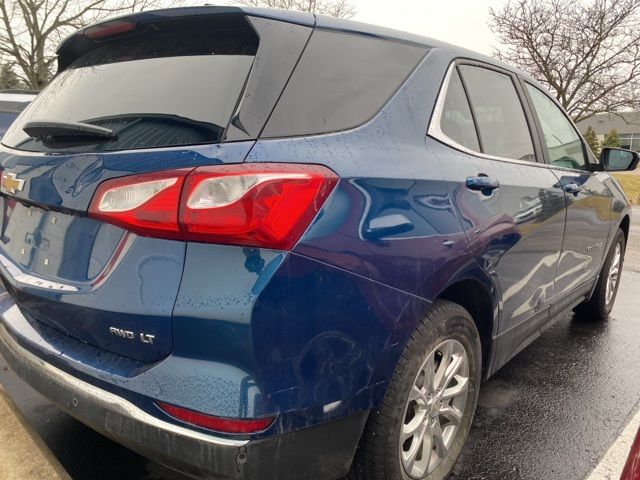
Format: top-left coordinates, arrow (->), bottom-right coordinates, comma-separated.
214,0 -> 509,54
347,0 -> 507,54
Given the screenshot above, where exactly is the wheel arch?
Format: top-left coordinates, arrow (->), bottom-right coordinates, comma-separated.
620,214 -> 631,242
367,263 -> 500,407
437,278 -> 497,379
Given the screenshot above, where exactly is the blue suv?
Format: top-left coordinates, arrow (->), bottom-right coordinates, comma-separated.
0,7 -> 636,480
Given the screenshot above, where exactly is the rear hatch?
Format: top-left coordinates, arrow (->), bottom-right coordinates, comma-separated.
0,9 -> 292,363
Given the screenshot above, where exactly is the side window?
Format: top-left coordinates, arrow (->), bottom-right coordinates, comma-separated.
440,69 -> 480,151
458,65 -> 536,162
525,84 -> 587,170
262,31 -> 427,138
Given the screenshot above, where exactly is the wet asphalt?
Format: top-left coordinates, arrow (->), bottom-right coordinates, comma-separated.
0,209 -> 639,480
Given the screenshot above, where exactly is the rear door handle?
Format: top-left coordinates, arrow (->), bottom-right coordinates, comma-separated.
466,175 -> 500,192
563,183 -> 582,195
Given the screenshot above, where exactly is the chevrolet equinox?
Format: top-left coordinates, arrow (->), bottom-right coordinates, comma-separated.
0,6 -> 636,480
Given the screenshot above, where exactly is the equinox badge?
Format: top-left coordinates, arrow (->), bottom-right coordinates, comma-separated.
1,172 -> 25,194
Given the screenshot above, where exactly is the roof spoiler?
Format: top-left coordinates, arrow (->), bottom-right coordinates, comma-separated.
55,6 -> 314,73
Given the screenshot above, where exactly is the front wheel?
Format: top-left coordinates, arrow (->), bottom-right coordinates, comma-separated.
351,300 -> 482,480
574,228 -> 626,321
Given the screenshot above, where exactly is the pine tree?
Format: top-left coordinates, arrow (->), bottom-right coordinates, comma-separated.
0,63 -> 22,90
584,126 -> 601,156
602,129 -> 622,149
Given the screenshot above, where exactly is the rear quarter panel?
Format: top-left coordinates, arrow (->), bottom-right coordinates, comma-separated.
236,48 -> 499,419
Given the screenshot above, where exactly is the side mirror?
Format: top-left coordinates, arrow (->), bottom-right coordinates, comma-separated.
599,147 -> 639,172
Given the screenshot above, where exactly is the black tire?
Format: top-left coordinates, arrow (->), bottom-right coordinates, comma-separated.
350,300 -> 482,480
574,228 -> 626,321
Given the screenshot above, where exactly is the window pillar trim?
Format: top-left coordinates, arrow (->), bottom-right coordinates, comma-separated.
428,60 -> 548,169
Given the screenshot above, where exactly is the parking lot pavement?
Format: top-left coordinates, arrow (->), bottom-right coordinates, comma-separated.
453,270 -> 640,480
624,207 -> 640,273
0,386 -> 70,480
453,207 -> 640,480
0,208 -> 639,480
0,369 -> 188,480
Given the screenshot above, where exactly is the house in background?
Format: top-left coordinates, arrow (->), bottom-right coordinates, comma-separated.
577,111 -> 640,150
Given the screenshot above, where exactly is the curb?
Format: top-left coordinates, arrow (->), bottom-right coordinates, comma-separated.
0,385 -> 71,480
585,402 -> 640,480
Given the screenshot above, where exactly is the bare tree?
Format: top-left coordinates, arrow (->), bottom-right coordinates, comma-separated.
0,0 -> 169,89
235,0 -> 355,18
0,61 -> 23,89
490,0 -> 640,122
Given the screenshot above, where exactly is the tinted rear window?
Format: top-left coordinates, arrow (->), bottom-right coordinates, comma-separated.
262,30 -> 427,138
3,16 -> 258,153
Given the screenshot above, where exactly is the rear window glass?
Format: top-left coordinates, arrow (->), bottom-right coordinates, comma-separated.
262,30 -> 427,138
458,65 -> 535,162
3,16 -> 258,153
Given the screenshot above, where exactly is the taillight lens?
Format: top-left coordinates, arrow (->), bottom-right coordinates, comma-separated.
89,164 -> 338,250
84,20 -> 137,39
89,169 -> 189,237
157,401 -> 275,434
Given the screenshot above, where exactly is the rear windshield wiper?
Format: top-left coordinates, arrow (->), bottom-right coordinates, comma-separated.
22,119 -> 117,140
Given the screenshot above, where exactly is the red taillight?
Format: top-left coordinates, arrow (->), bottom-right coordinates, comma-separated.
88,164 -> 338,250
84,20 -> 137,39
89,169 -> 189,237
156,401 -> 274,434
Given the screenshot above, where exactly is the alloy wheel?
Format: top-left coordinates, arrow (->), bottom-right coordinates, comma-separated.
606,243 -> 622,306
399,339 -> 470,479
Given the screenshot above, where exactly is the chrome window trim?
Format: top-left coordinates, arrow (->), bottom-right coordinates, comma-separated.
427,61 -> 591,173
548,163 -> 600,174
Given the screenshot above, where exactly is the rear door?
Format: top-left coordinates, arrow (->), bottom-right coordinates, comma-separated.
522,83 -> 612,302
430,62 -> 567,357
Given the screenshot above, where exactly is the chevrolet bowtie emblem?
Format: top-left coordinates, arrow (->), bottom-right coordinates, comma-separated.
1,172 -> 25,194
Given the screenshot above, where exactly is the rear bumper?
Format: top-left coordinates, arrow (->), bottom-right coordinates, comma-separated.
0,321 -> 367,480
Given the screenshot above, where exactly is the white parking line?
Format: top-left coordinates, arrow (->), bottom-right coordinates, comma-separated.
585,404 -> 640,480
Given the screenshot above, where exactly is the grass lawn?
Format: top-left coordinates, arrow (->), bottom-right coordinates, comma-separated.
613,172 -> 640,205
